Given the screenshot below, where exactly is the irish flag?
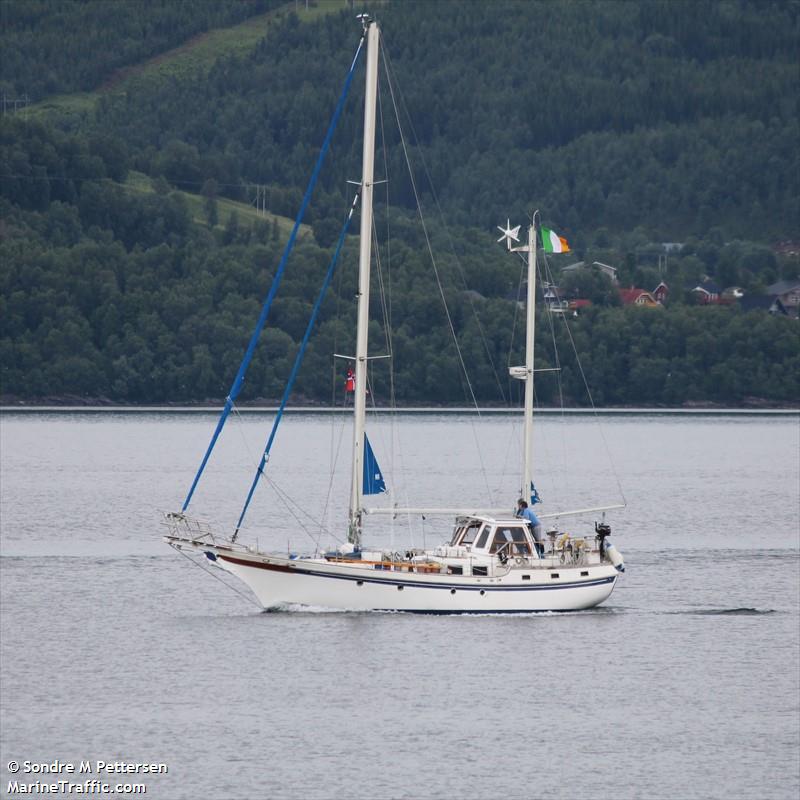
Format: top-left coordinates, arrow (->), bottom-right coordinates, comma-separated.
540,227 -> 570,253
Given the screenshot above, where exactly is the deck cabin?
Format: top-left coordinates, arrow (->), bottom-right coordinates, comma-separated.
324,515 -> 617,578
411,514 -> 604,576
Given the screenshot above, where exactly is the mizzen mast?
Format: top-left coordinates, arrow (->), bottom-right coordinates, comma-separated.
498,213 -> 538,503
522,216 -> 537,502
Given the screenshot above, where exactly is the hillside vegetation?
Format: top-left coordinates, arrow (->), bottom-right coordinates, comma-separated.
91,0 -> 799,239
0,0 -> 283,101
1,0 -> 798,406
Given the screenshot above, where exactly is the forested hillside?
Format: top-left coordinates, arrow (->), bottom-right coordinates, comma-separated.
91,0 -> 799,238
0,0 -> 282,100
1,0 -> 798,407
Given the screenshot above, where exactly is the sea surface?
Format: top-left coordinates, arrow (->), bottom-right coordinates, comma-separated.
1,410 -> 798,800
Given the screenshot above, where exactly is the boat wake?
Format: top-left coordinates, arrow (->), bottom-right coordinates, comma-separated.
594,606 -> 777,617
264,603 -> 395,615
687,607 -> 777,616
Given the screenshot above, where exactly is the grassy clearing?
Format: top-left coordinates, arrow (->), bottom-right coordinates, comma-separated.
26,0 -> 348,122
29,0 -> 356,242
25,92 -> 96,122
124,171 -> 312,239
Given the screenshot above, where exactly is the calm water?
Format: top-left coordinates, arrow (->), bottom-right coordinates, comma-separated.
1,411 -> 798,800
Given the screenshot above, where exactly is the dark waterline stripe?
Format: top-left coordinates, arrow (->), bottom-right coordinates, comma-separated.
219,554 -> 616,592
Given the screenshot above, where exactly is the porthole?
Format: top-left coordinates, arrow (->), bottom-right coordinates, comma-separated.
581,571 -> 589,577
450,589 -> 456,595
550,573 -> 560,579
480,590 -> 485,596
356,581 -> 364,586
397,585 -> 404,591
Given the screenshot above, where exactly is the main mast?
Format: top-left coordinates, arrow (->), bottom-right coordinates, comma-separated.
348,17 -> 380,547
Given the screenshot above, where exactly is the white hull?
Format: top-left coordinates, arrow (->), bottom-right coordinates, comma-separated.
170,538 -> 618,613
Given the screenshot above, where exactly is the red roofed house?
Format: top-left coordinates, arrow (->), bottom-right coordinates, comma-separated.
691,280 -> 722,304
653,282 -> 669,304
619,287 -> 659,307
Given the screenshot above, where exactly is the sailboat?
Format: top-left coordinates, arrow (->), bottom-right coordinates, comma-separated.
164,16 -> 626,613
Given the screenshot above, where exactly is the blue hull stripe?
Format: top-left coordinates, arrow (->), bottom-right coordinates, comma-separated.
220,555 -> 616,592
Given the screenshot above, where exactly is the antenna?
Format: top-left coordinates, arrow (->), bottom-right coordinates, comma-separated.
356,12 -> 371,29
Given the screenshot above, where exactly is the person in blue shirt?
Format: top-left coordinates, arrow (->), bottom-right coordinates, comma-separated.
516,499 -> 545,557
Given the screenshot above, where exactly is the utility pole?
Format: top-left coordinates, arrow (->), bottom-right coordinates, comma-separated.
249,184 -> 268,217
2,93 -> 30,118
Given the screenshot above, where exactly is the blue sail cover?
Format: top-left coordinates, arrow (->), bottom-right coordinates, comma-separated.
530,482 -> 541,505
363,434 -> 387,495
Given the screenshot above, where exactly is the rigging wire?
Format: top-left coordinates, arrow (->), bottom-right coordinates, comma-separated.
181,31 -> 366,513
327,356 -> 339,544
539,249 -> 628,507
380,43 -> 495,506
367,217 -> 398,549
535,252 -> 570,506
380,45 -> 507,405
513,240 -> 567,507
316,400 -> 349,553
373,72 -> 414,546
173,545 -> 262,609
232,189 -> 361,538
232,403 -> 259,466
377,76 -> 395,410
326,184 -> 355,544
497,254 -> 528,495
268,473 -> 344,546
371,215 -> 393,360
375,76 -> 404,548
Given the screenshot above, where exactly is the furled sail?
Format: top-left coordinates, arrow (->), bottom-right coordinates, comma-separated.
363,434 -> 387,495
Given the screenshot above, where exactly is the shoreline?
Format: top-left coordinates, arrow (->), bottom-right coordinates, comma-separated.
1,405 -> 797,415
2,392 -> 797,414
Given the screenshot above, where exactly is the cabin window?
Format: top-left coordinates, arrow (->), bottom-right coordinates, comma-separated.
474,526 -> 490,550
447,566 -> 463,575
451,521 -> 481,547
489,528 -> 511,554
460,524 -> 480,546
473,566 -> 488,576
490,526 -> 531,555
449,526 -> 465,546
